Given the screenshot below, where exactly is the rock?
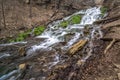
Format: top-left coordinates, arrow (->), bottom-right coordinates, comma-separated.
19,63 -> 26,70
94,0 -> 104,6
29,78 -> 36,80
114,63 -> 120,69
118,73 -> 120,80
76,60 -> 84,66
25,0 -> 30,4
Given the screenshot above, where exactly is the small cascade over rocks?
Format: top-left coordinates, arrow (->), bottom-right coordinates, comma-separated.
0,7 -> 104,80
27,7 -> 102,56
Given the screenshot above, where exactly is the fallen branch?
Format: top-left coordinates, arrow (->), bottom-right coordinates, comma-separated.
68,40 -> 87,55
102,20 -> 120,29
104,38 -> 116,54
94,14 -> 120,24
100,38 -> 120,42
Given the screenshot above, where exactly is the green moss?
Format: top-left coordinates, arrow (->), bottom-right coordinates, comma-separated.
8,26 -> 45,42
60,21 -> 69,28
59,15 -> 82,28
9,39 -> 15,43
15,31 -> 30,42
70,15 -> 82,24
9,30 -> 31,42
33,26 -> 45,36
100,6 -> 107,16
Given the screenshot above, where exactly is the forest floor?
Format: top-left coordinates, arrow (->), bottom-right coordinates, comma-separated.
45,12 -> 120,79
0,1 -> 71,43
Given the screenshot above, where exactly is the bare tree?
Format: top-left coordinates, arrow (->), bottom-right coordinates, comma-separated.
0,3 -> 2,29
56,0 -> 61,9
29,0 -> 32,18
1,0 -> 6,29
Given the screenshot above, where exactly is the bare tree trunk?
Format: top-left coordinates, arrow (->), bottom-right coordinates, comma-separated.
14,0 -> 18,25
29,0 -> 32,18
1,0 -> 6,29
56,0 -> 61,9
0,4 -> 2,29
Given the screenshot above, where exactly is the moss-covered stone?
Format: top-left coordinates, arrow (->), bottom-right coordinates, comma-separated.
59,14 -> 82,28
70,15 -> 82,24
33,26 -> 45,36
60,21 -> 69,28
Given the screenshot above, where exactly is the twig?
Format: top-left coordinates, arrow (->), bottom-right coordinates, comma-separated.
50,10 -> 59,18
100,38 -> 120,42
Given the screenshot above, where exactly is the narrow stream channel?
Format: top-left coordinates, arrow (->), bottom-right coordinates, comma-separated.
0,7 -> 103,80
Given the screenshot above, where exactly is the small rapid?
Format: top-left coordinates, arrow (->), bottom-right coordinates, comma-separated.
27,7 -> 102,55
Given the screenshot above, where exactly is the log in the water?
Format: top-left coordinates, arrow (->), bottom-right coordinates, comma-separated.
68,40 -> 87,55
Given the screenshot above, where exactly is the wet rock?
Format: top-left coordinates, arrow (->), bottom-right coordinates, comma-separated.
19,63 -> 26,70
29,78 -> 36,80
76,60 -> 84,66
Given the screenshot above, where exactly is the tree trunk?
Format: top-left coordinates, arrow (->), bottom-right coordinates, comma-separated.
29,0 -> 32,18
1,0 -> 6,29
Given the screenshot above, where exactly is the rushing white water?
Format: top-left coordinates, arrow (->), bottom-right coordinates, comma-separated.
0,70 -> 20,80
0,42 -> 27,47
27,7 -> 101,55
0,53 -> 10,59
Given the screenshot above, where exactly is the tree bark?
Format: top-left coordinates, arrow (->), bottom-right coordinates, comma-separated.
1,0 -> 6,29
29,0 -> 32,18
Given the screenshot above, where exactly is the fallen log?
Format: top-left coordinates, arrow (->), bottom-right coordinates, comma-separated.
68,40 -> 87,55
100,37 -> 120,42
94,14 -> 120,24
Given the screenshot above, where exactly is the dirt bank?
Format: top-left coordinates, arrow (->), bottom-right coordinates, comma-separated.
45,1 -> 120,80
0,0 -> 98,43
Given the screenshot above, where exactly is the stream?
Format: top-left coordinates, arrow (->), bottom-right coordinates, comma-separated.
0,7 -> 103,80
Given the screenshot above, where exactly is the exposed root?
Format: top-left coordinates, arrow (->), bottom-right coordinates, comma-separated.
100,38 -> 120,42
104,38 -> 116,54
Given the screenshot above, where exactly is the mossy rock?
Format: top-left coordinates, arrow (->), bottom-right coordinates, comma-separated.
60,21 -> 69,28
8,39 -> 15,43
9,30 -> 32,42
69,15 -> 82,24
59,14 -> 82,28
33,26 -> 45,36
